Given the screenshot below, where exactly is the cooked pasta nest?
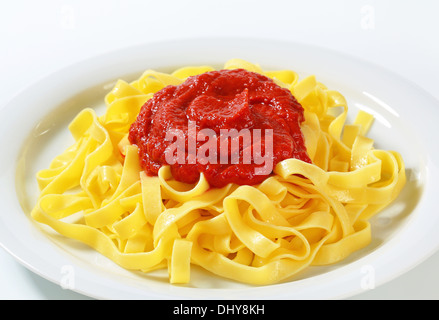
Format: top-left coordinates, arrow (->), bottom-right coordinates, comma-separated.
31,59 -> 406,285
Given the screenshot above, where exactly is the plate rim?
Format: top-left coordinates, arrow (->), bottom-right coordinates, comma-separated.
1,37 -> 439,300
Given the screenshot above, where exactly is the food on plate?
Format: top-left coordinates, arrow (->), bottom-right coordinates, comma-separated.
31,59 -> 406,285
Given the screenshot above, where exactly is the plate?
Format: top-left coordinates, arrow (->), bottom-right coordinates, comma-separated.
1,38 -> 438,300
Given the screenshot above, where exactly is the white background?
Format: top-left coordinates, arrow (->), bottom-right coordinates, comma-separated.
1,0 -> 439,300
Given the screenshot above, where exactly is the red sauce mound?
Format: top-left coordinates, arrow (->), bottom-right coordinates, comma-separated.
128,68 -> 311,188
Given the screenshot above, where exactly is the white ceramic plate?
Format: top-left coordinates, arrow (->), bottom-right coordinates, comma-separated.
1,38 -> 438,300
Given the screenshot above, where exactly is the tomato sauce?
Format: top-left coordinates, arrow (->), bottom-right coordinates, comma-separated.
128,68 -> 311,187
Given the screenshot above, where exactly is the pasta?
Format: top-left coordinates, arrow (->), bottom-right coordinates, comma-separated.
31,59 -> 406,285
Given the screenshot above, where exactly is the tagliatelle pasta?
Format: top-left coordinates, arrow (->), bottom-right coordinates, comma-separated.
31,59 -> 406,285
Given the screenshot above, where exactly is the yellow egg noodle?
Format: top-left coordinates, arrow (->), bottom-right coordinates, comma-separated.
31,59 -> 406,285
